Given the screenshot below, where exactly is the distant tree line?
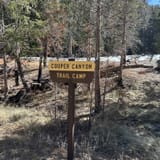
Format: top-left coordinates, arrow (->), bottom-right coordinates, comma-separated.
0,0 -> 160,58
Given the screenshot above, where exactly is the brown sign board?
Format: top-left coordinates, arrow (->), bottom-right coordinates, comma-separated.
48,61 -> 95,83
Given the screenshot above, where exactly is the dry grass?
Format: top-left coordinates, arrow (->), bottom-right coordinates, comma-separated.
0,105 -> 56,160
0,105 -> 51,137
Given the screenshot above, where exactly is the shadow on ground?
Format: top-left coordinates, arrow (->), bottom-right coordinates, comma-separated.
0,118 -> 91,160
142,81 -> 160,102
90,102 -> 160,160
0,102 -> 159,160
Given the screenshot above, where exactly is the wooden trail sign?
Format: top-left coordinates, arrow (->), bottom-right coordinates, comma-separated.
49,60 -> 95,160
48,61 -> 95,83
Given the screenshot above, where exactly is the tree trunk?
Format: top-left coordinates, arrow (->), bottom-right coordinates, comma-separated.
95,0 -> 101,113
15,43 -> 29,91
1,5 -> 8,98
87,37 -> 92,60
68,33 -> 73,57
14,59 -> 19,86
37,56 -> 43,83
15,56 -> 29,91
14,68 -> 19,86
119,0 -> 128,87
87,1 -> 92,61
43,37 -> 48,68
3,51 -> 8,99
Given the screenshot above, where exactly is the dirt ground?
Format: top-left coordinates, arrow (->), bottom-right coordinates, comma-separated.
0,58 -> 160,160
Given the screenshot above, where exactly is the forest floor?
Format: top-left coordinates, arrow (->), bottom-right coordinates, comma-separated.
0,58 -> 160,160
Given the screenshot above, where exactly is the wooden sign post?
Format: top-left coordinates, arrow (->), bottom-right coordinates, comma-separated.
67,81 -> 75,160
48,59 -> 95,160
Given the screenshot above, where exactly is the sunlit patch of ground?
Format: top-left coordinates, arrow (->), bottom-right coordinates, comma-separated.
0,105 -> 51,137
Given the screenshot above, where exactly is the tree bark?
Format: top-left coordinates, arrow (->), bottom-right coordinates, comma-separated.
15,56 -> 29,91
68,33 -> 73,57
119,0 -> 128,86
43,37 -> 48,68
95,0 -> 101,113
14,68 -> 19,86
1,4 -> 8,98
15,43 -> 29,91
37,56 -> 43,83
3,51 -> 8,99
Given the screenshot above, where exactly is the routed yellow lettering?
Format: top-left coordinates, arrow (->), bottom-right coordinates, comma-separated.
56,72 -> 70,78
72,73 -> 86,79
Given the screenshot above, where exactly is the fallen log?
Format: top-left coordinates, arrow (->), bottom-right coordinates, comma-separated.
124,64 -> 153,69
101,64 -> 153,78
